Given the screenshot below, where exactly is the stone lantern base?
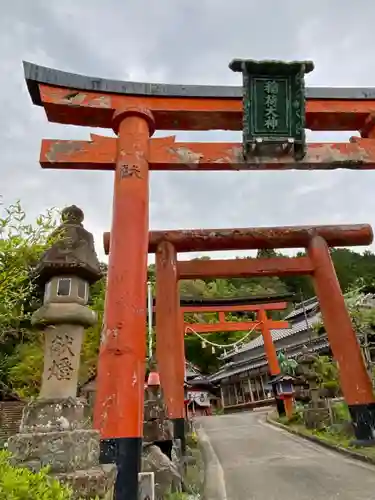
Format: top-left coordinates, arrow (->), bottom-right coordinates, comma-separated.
303,400 -> 331,430
7,397 -> 116,500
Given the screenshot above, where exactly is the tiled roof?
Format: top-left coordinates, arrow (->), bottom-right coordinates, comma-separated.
209,335 -> 329,383
209,291 -> 375,383
220,296 -> 320,361
283,298 -> 319,321
185,361 -> 202,379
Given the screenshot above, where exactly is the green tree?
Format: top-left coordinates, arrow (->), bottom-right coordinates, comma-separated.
277,351 -> 298,375
256,248 -> 278,259
0,200 -> 60,398
0,200 -> 60,336
313,355 -> 340,397
4,199 -> 375,393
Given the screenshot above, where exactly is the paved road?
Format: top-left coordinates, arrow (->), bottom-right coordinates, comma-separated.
198,411 -> 375,500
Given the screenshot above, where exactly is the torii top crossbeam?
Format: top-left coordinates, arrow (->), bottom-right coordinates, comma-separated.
23,61 -> 375,171
24,61 -> 375,106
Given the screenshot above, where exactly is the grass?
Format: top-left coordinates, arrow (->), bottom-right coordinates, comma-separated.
272,405 -> 375,462
164,492 -> 200,500
179,430 -> 204,499
184,448 -> 203,497
164,493 -> 192,500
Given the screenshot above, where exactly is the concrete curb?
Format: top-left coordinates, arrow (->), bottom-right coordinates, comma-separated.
196,426 -> 227,500
266,413 -> 375,467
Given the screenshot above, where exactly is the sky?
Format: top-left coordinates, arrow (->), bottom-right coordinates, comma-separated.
2,1 -> 375,263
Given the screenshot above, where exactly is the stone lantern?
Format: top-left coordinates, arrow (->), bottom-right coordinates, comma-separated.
269,374 -> 295,419
295,345 -> 330,430
33,206 -> 99,401
7,206 -> 117,499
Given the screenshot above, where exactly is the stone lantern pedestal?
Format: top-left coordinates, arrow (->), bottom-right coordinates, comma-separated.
7,206 -> 116,499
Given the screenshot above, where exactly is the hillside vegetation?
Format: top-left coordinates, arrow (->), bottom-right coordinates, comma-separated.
2,201 -> 375,398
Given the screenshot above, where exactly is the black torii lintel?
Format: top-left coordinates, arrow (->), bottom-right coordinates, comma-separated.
23,61 -> 375,107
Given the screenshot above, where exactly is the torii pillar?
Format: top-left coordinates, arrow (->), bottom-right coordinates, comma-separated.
257,308 -> 285,416
93,107 -> 155,499
309,236 -> 375,443
155,241 -> 186,452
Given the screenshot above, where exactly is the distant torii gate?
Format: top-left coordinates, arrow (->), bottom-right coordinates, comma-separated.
24,58 -> 375,500
151,294 -> 292,431
182,301 -> 289,426
184,302 -> 290,413
183,301 -> 288,334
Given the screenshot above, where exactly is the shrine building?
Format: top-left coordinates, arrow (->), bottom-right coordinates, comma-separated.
210,291 -> 375,412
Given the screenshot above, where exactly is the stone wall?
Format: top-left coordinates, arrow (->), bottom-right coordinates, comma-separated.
0,401 -> 26,441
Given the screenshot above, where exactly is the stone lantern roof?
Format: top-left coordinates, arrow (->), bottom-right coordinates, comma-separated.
34,205 -> 102,285
297,345 -> 318,366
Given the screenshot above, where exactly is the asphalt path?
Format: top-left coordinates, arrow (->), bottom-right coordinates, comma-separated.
198,410 -> 375,500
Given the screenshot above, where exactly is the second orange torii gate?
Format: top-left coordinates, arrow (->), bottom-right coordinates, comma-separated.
104,226 -> 375,428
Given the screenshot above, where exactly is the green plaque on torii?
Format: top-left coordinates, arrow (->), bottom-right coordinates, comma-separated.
229,59 -> 314,161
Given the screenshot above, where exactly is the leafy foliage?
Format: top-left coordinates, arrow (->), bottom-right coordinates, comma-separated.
313,279 -> 375,378
3,200 -> 375,397
277,351 -> 298,375
313,355 -> 340,397
0,200 -> 60,399
0,200 -> 59,334
331,401 -> 351,424
0,450 -> 72,499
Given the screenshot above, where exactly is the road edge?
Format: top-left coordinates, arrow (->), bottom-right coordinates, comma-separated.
196,425 -> 227,500
266,413 -> 375,467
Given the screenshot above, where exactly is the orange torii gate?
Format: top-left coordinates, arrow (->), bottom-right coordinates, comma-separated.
129,231 -> 373,436
187,302 -> 289,413
182,301 -> 288,372
151,295 -> 292,440
183,302 -> 291,415
23,58 -> 375,499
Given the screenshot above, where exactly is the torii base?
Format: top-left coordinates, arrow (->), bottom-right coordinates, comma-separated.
173,418 -> 186,455
349,403 -> 375,446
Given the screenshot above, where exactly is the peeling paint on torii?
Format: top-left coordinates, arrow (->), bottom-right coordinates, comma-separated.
23,59 -> 375,500
40,134 -> 375,171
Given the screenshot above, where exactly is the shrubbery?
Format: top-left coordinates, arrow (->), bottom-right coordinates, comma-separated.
0,450 -> 72,500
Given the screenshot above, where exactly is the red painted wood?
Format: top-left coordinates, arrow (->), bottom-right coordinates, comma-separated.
40,136 -> 375,172
104,226 -> 373,254
308,236 -> 375,406
184,320 -> 288,334
39,83 -> 375,132
156,241 -> 185,419
93,109 -> 153,439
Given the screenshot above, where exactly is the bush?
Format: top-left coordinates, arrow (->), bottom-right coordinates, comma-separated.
0,450 -> 72,499
186,431 -> 198,449
332,401 -> 351,424
322,380 -> 340,399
